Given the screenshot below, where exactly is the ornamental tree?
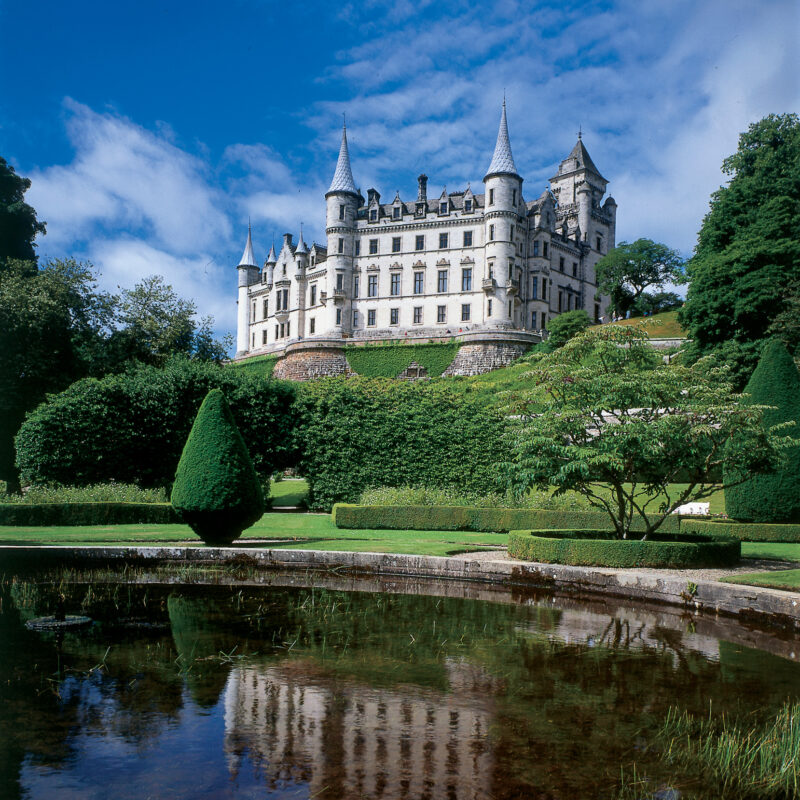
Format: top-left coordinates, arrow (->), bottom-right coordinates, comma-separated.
505,326 -> 793,539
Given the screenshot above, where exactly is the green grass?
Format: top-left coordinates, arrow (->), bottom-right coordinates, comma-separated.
589,310 -> 687,339
721,569 -> 800,592
0,511 -> 508,556
270,478 -> 309,507
741,542 -> 800,561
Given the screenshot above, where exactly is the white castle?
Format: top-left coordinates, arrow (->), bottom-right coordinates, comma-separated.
235,102 -> 616,368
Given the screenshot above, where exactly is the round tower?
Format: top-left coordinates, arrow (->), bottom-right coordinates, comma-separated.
483,100 -> 522,328
235,224 -> 260,356
324,123 -> 359,335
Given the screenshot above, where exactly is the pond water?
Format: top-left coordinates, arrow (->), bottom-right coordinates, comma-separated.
1,567 -> 798,800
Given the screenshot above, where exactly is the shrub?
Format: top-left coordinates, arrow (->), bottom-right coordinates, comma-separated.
344,342 -> 460,377
725,339 -> 800,522
545,309 -> 591,349
0,483 -> 167,504
332,504 -> 683,533
508,529 -> 740,568
15,357 -> 297,489
228,353 -> 279,377
296,378 -> 509,510
171,389 -> 265,545
358,485 -> 593,510
681,518 -> 800,542
0,502 -> 179,526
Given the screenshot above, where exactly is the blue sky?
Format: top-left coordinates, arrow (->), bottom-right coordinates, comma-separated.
1,0 -> 798,338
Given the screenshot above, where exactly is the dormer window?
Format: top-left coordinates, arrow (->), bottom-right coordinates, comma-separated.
464,198 -> 472,212
393,206 -> 401,219
439,201 -> 448,214
369,209 -> 377,222
416,203 -> 425,217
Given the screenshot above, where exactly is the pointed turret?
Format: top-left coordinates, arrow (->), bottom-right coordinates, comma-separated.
238,224 -> 258,267
327,123 -> 358,196
296,225 -> 309,254
265,241 -> 277,264
484,100 -> 520,180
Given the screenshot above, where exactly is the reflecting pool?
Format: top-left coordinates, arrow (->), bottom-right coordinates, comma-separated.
1,568 -> 798,799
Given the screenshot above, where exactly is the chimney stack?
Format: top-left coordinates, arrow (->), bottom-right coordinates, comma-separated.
417,174 -> 428,202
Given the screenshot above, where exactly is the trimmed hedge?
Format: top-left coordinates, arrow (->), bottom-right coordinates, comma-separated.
681,518 -> 800,543
331,504 -> 683,534
508,529 -> 741,568
0,502 -> 180,526
344,342 -> 460,378
228,354 -> 280,378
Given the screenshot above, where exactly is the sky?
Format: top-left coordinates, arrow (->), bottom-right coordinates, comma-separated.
1,0 -> 798,339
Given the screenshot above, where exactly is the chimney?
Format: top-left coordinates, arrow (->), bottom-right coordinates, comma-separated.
282,233 -> 293,248
417,174 -> 428,202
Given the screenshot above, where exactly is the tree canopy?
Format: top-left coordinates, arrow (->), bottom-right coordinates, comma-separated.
680,113 -> 800,386
0,157 -> 46,271
545,309 -> 591,349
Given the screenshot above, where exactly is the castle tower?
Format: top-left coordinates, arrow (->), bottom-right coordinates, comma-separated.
324,123 -> 359,335
235,224 -> 260,356
264,241 -> 277,288
483,100 -> 522,327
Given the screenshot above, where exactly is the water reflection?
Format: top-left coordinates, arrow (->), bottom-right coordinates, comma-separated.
1,570 -> 798,799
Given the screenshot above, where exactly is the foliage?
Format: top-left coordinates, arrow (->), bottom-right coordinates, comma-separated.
171,389 -> 265,544
724,339 -> 800,522
0,156 -> 46,271
768,276 -> 800,354
295,377 -> 509,510
358,485 -> 593,510
595,238 -> 686,312
505,326 -> 792,539
0,483 -> 167,504
508,529 -> 740,568
636,290 -> 684,316
15,358 -> 297,489
680,114 -> 800,386
0,502 -> 178,526
332,503 -> 682,534
545,309 -> 591,349
228,353 -> 280,377
344,341 -> 460,377
682,518 -> 800,543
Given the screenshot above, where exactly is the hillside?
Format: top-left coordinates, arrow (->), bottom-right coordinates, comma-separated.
589,310 -> 687,339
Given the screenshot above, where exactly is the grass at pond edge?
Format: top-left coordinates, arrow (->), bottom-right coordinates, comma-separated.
721,569 -> 800,593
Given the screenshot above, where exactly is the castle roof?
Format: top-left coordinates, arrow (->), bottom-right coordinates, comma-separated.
238,225 -> 258,268
327,123 -> 358,195
295,226 -> 309,254
555,135 -> 607,183
265,242 -> 277,264
484,100 -> 520,180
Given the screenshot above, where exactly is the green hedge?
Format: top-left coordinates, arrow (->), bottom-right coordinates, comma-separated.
508,529 -> 741,568
331,504 -> 683,533
681,518 -> 800,543
228,353 -> 280,378
0,502 -> 181,526
344,342 -> 460,377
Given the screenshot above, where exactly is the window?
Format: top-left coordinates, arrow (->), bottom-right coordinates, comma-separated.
439,201 -> 448,214
336,308 -> 342,325
393,206 -> 400,219
336,273 -> 344,291
541,312 -> 547,329
413,306 -> 422,324
309,285 -> 316,306
263,299 -> 268,317
558,291 -> 563,312
596,236 -> 602,252
531,277 -> 538,300
510,227 -> 514,242
369,239 -> 378,255
533,240 -> 539,257
594,303 -> 600,323
437,270 -> 448,293
414,271 -> 424,294
489,188 -> 495,205
461,303 -> 470,321
274,324 -> 278,338
339,204 -> 345,220
464,198 -> 472,212
461,268 -> 472,292
542,277 -> 547,299
353,275 -> 359,298
392,236 -> 401,253
310,317 -> 316,334
463,230 -> 473,247
489,224 -> 495,241
439,232 -> 448,249
252,302 -> 256,319
543,242 -> 549,258
262,330 -> 267,345
252,333 -> 255,348
355,240 -> 361,256
512,188 -> 517,206
531,311 -> 536,328
508,301 -> 512,317
437,305 -> 446,323
488,260 -> 494,279
353,310 -> 358,327
416,202 -> 425,217
338,238 -> 344,254
369,208 -> 377,221
559,256 -> 565,271
390,308 -> 399,325
415,234 -> 425,251
367,309 -> 376,326
368,274 -> 378,297
487,299 -> 493,316
286,321 -> 290,337
390,273 -> 401,296
572,261 -> 578,277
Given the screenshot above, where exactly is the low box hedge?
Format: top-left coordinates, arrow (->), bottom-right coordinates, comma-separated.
680,518 -> 800,543
508,529 -> 741,569
331,504 -> 682,534
0,502 -> 181,527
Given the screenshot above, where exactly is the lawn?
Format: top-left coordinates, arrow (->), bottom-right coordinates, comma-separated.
0,511 -> 508,557
721,569 -> 800,593
589,310 -> 687,339
740,542 -> 800,562
270,478 -> 309,507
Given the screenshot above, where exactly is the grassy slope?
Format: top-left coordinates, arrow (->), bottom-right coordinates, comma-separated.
588,310 -> 687,339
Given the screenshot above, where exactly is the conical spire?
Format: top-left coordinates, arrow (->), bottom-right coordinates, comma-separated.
327,123 -> 358,195
238,223 -> 257,267
265,241 -> 277,264
485,100 -> 519,179
296,223 -> 309,254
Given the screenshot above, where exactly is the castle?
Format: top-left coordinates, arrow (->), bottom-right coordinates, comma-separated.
235,102 -> 617,379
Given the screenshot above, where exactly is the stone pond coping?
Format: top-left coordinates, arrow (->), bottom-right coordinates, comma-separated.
2,546 -> 798,633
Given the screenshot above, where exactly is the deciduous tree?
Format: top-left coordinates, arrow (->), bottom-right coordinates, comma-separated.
0,157 -> 46,272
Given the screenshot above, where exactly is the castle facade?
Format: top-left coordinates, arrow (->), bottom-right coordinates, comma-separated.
235,103 -> 617,373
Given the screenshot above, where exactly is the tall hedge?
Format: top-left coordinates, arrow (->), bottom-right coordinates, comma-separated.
15,358 -> 297,489
344,342 -> 460,377
171,389 -> 264,544
725,339 -> 800,522
296,377 -> 509,510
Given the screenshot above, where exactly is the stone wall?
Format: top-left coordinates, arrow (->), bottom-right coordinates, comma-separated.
442,342 -> 528,376
272,348 -> 353,381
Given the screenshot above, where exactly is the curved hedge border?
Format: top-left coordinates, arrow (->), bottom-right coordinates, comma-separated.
0,503 -> 181,527
508,529 -> 741,568
344,342 -> 460,378
681,519 -> 800,543
331,504 -> 682,534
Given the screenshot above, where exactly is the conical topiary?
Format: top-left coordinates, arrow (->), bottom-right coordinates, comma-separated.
171,388 -> 264,544
725,339 -> 800,522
